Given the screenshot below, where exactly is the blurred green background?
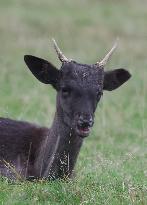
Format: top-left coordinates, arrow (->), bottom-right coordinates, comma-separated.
0,0 -> 147,204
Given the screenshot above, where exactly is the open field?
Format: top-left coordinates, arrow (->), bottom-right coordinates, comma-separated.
0,0 -> 147,204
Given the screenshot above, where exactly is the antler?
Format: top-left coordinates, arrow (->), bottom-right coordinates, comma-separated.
52,38 -> 71,63
97,38 -> 118,67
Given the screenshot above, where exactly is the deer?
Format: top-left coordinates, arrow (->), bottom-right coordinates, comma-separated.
0,39 -> 131,180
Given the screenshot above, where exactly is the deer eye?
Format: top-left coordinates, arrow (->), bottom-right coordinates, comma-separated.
61,87 -> 71,98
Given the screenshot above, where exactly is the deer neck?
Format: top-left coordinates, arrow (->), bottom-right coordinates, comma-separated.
35,112 -> 83,179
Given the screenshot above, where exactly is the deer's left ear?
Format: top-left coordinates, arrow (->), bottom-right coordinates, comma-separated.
103,68 -> 131,91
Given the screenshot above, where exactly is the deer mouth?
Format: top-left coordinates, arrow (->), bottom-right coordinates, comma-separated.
76,124 -> 91,137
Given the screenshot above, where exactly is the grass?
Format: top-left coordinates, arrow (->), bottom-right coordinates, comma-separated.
0,0 -> 147,204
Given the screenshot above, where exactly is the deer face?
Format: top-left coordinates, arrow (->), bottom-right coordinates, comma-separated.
56,62 -> 103,137
24,39 -> 131,138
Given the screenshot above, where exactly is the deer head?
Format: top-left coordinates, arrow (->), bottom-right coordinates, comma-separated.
24,39 -> 131,138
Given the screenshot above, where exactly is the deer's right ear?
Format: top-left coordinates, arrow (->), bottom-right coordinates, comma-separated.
24,55 -> 60,90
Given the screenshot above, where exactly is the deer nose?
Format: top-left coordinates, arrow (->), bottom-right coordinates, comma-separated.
78,116 -> 93,128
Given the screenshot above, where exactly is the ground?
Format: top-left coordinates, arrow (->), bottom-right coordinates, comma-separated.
0,0 -> 147,204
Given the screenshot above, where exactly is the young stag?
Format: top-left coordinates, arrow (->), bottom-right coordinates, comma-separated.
0,40 -> 131,180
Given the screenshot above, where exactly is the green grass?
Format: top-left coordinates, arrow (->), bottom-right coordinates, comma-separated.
0,0 -> 147,204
